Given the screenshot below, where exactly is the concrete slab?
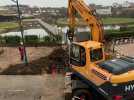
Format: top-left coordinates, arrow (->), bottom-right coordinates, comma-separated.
0,75 -> 44,100
0,75 -> 64,100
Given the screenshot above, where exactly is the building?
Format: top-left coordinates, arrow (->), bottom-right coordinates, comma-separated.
129,2 -> 134,8
113,1 -> 134,8
122,1 -> 130,8
113,3 -> 122,8
0,6 -> 8,11
40,8 -> 60,16
0,6 -> 12,15
96,6 -> 112,16
4,5 -> 32,16
122,1 -> 134,8
89,4 -> 112,16
0,15 -> 17,22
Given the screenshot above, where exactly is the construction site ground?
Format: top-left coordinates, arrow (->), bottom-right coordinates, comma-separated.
0,46 -> 67,75
0,46 -> 65,100
0,47 -> 55,72
0,43 -> 133,100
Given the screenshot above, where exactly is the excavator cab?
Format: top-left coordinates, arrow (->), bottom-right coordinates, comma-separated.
70,41 -> 105,67
90,47 -> 104,62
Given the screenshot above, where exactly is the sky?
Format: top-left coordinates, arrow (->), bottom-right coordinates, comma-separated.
0,0 -> 134,7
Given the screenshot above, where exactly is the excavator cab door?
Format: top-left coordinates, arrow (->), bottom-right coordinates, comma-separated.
70,44 -> 86,67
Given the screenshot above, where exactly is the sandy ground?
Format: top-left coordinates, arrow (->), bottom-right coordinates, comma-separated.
0,47 -> 55,71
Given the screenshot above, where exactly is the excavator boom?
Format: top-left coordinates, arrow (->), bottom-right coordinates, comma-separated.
68,0 -> 104,42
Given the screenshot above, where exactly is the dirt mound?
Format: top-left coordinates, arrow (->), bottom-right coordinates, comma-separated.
0,47 -> 68,75
0,49 -> 4,55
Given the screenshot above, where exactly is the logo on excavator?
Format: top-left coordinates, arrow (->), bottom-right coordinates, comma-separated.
125,84 -> 134,92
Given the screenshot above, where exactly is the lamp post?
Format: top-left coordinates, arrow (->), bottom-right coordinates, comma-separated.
11,0 -> 28,64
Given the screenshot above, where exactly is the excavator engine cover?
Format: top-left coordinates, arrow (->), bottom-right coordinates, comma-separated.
98,57 -> 134,75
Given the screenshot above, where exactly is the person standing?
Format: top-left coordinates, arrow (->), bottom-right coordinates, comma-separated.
51,64 -> 57,79
18,42 -> 24,61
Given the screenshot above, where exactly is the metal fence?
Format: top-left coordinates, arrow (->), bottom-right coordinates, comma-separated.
112,37 -> 134,45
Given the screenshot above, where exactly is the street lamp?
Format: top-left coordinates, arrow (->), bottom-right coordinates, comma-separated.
11,0 -> 28,64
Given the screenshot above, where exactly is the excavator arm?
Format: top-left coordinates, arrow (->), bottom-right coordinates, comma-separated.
68,0 -> 104,42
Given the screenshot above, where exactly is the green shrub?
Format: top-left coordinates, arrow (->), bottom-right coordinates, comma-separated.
0,36 -> 4,44
43,36 -> 51,43
4,36 -> 21,44
43,35 -> 62,43
55,35 -> 62,42
105,30 -> 134,40
0,36 -> 2,42
77,30 -> 134,41
25,35 -> 39,44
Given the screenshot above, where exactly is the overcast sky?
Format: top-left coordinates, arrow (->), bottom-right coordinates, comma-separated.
0,0 -> 134,7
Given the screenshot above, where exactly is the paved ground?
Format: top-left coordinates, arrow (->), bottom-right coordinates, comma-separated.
42,74 -> 64,100
0,75 -> 43,100
0,74 -> 64,100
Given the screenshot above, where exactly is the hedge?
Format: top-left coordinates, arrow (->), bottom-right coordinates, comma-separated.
25,35 -> 39,44
43,35 -> 62,43
0,34 -> 62,45
55,35 -> 62,42
78,29 -> 134,41
105,30 -> 134,40
43,36 -> 51,43
4,36 -> 21,44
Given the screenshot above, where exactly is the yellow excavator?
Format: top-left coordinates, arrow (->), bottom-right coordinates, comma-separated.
65,0 -> 134,100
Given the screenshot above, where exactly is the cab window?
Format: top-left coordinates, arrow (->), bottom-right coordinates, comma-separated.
90,48 -> 103,62
70,44 -> 86,66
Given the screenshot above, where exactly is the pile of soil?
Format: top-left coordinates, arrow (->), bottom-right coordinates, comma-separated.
0,49 -> 4,55
0,47 -> 68,75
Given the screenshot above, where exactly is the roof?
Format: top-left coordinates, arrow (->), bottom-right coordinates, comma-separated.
73,40 -> 102,49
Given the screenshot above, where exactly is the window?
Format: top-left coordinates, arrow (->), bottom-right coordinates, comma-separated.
80,47 -> 86,66
71,45 -> 80,61
70,44 -> 86,66
90,48 -> 103,62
